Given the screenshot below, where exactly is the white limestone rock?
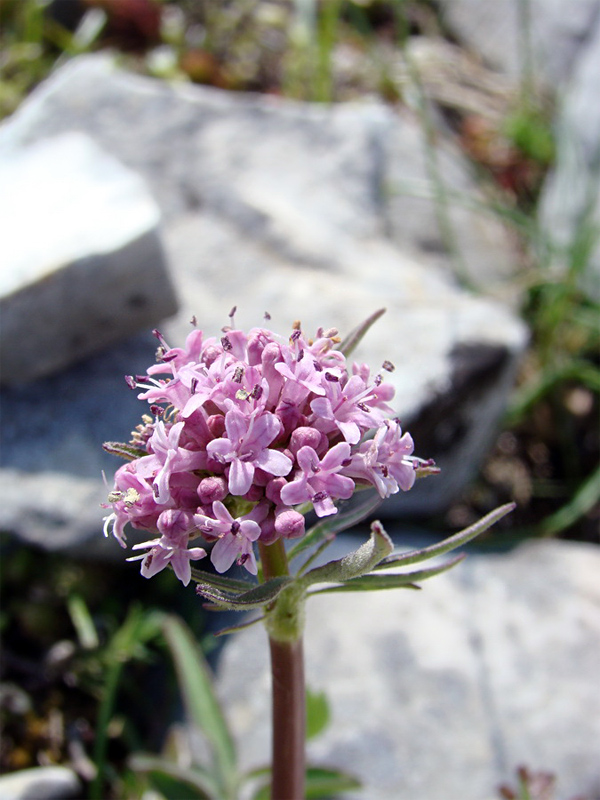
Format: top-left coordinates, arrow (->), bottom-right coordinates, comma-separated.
538,14 -> 600,301
0,131 -> 177,384
216,538 -> 600,800
0,766 -> 82,800
437,0 -> 600,89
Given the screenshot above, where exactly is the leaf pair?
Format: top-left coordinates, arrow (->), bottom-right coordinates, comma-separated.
192,503 -> 516,614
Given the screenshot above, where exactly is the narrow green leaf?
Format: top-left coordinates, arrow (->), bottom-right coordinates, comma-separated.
310,579 -> 419,595
129,754 -> 219,800
91,605 -> 158,800
507,360 -> 600,424
539,462 -> 600,537
67,594 -> 99,650
189,566 -> 256,593
145,772 -> 211,800
374,503 -> 515,570
195,576 -> 293,610
306,689 -> 330,741
337,308 -> 386,357
301,520 -> 393,587
214,615 -> 265,637
248,765 -> 361,800
102,441 -> 148,461
304,766 -> 362,798
310,554 -> 464,594
289,490 -> 383,562
155,614 -> 237,797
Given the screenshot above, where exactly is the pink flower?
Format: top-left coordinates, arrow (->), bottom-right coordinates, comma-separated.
280,443 -> 355,517
310,374 -> 389,444
148,421 -> 207,504
128,509 -> 207,586
195,501 -> 263,574
103,314 -> 424,585
207,405 -> 292,495
342,420 -> 416,497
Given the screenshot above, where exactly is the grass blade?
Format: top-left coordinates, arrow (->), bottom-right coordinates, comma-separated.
155,613 -> 237,798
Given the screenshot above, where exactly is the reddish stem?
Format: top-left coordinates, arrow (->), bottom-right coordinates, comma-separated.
268,637 -> 306,800
259,539 -> 306,800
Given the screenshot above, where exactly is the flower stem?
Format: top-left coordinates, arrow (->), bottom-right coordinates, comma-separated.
268,637 -> 306,800
259,540 -> 306,800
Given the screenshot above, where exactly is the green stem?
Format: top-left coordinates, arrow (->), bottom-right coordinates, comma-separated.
90,659 -> 123,800
260,538 -> 290,582
259,540 -> 306,800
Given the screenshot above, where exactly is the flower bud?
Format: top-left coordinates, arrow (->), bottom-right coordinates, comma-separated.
207,414 -> 226,438
197,476 -> 228,504
275,507 -> 305,539
258,512 -> 278,544
266,477 -> 287,504
289,426 -> 321,455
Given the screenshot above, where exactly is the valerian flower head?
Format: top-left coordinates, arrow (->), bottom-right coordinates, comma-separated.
102,313 -> 427,584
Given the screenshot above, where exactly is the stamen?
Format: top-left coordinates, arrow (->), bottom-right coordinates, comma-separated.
312,491 -> 328,503
125,375 -> 137,390
357,402 -> 370,412
152,329 -> 169,348
221,336 -> 232,351
264,311 -> 271,321
382,360 -> 395,372
233,366 -> 244,383
231,521 -> 241,535
325,372 -> 339,382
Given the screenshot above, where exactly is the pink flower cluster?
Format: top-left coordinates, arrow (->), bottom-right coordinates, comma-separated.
103,318 -> 417,585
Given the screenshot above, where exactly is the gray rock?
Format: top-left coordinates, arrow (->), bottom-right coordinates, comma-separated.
437,0 -> 600,89
0,54 -> 527,550
0,766 -> 82,800
539,14 -> 600,301
0,131 -> 177,384
0,54 -> 520,296
216,539 -> 600,800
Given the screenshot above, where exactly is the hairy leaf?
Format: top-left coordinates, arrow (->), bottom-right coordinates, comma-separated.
374,503 -> 515,570
195,576 -> 293,610
102,441 -> 148,461
301,520 -> 393,587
